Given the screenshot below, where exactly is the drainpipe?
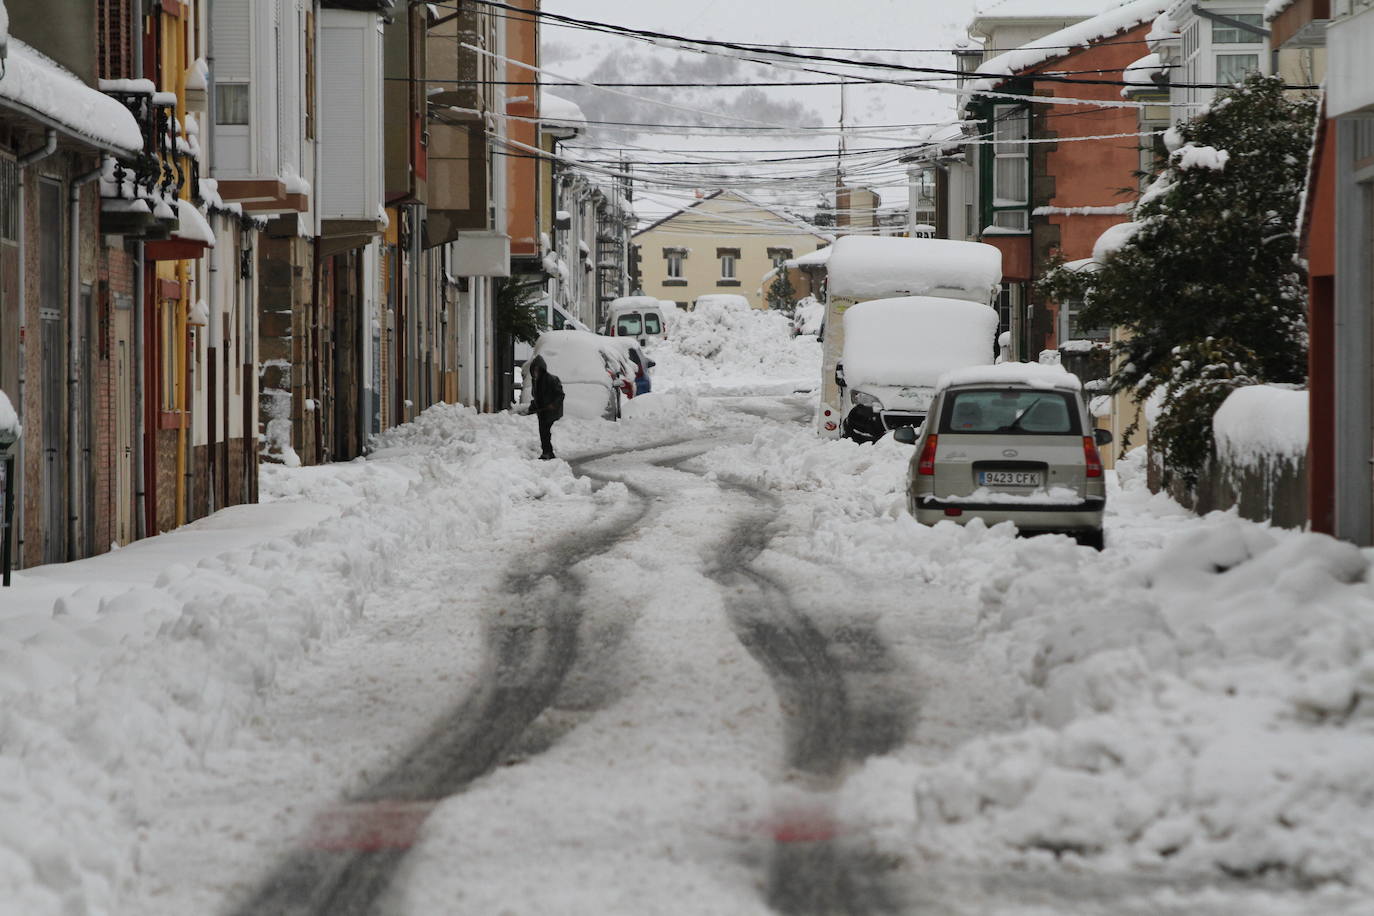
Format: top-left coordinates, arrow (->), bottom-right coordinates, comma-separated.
13,128 -> 58,568
68,162 -> 103,560
133,0 -> 147,540
207,0 -> 220,512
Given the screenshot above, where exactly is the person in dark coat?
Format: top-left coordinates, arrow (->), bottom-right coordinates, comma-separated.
526,355 -> 564,460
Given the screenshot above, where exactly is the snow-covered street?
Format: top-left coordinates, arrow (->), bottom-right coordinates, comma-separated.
2,308 -> 1371,915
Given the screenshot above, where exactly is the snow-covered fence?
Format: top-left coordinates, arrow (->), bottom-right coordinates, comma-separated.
1151,385 -> 1308,528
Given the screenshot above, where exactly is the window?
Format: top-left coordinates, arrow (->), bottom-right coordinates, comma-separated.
941,390 -> 1080,435
216,83 -> 249,125
0,157 -> 16,241
616,314 -> 643,336
643,312 -> 662,335
992,105 -> 1029,231
719,253 -> 737,279
663,247 -> 686,279
767,247 -> 793,269
1216,53 -> 1260,84
1212,13 -> 1264,43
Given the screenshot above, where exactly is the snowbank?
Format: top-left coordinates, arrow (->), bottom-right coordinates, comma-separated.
693,293 -> 751,311
0,405 -> 620,915
826,236 -> 1002,304
841,297 -> 998,389
1213,385 -> 1308,469
650,296 -> 820,395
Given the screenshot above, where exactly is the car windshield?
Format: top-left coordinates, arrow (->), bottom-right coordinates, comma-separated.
643,312 -> 662,335
941,389 -> 1080,435
616,314 -> 643,336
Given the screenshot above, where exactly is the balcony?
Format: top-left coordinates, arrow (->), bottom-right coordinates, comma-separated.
98,84 -> 184,239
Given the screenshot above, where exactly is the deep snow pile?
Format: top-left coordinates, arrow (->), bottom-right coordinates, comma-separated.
649,296 -> 821,395
0,401 -> 724,916
701,425 -> 1374,893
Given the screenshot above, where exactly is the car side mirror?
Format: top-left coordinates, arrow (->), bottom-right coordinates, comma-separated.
1094,428 -> 1113,446
646,358 -> 656,368
892,426 -> 919,445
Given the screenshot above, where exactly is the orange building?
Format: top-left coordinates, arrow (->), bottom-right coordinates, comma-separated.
962,7 -> 1163,359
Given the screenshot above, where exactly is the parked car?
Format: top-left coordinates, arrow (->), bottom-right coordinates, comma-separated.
602,296 -> 667,347
524,330 -> 634,421
614,339 -> 655,396
894,363 -> 1112,549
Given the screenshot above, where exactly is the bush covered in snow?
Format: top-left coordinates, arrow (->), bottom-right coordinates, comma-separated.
1041,73 -> 1315,486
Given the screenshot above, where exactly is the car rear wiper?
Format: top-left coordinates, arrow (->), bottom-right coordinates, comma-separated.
999,397 -> 1044,432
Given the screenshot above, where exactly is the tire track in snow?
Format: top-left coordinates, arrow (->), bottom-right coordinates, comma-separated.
225,439 -> 700,916
694,473 -> 909,915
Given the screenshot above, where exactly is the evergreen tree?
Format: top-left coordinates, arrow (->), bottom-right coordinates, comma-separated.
1040,74 -> 1316,485
768,268 -> 796,313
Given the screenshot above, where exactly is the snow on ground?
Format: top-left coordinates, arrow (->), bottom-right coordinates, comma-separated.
4,308 -> 1374,914
649,296 -> 821,396
698,420 -> 1374,906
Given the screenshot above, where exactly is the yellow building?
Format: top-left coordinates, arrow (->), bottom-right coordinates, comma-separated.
632,190 -> 830,309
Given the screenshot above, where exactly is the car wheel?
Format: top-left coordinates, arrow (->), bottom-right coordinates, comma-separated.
1075,529 -> 1105,551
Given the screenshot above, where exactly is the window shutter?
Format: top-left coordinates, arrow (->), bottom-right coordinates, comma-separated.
214,0 -> 252,82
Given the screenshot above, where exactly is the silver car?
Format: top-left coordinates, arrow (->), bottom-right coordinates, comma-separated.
895,370 -> 1111,549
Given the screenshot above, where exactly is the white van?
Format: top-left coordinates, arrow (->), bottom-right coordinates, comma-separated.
819,236 -> 1002,438
602,296 -> 667,347
836,296 -> 999,442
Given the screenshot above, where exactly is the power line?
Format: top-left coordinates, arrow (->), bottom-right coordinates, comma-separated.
450,0 -> 1314,93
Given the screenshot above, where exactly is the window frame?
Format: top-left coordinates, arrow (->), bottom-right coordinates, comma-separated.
989,103 -> 1030,232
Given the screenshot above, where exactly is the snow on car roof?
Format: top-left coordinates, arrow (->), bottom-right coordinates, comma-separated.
532,329 -> 622,384
842,297 -> 998,389
826,236 -> 1002,304
608,296 -> 662,312
938,361 -> 1083,393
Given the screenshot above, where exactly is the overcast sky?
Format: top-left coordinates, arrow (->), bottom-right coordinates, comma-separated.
538,0 -> 985,216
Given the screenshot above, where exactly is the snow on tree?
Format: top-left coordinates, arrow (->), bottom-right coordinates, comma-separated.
1040,73 -> 1316,485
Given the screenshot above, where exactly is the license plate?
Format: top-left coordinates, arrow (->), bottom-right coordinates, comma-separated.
979,470 -> 1042,487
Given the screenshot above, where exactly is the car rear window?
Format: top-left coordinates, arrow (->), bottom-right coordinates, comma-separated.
616,314 -> 643,336
940,389 -> 1081,435
643,312 -> 662,334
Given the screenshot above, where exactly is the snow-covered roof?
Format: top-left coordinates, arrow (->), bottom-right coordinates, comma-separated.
970,0 -> 1168,93
633,189 -> 830,241
826,236 -> 1002,304
974,0 -> 1119,19
785,246 -> 832,268
540,92 -> 586,127
938,361 -> 1083,392
1263,0 -> 1298,21
842,296 -> 998,389
1145,9 -> 1180,44
0,37 -> 143,154
1121,52 -> 1166,96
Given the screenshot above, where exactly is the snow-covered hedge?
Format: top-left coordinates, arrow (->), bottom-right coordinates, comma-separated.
1212,385 -> 1307,470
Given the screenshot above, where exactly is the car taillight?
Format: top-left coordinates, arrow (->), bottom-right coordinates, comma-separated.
1083,436 -> 1103,478
918,434 -> 938,476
